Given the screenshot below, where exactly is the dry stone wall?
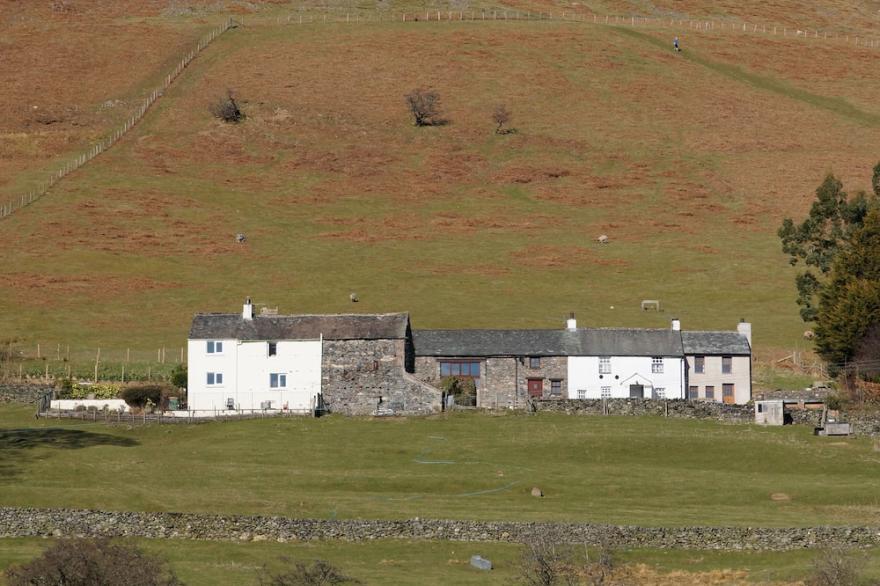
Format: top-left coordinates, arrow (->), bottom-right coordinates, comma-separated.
533,398 -> 755,422
0,383 -> 52,404
1,508 -> 879,551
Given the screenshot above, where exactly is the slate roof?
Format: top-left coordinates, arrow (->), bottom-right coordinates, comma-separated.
413,328 -> 685,357
681,331 -> 751,355
189,312 -> 410,341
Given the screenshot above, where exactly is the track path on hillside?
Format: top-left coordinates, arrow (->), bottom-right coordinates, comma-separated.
614,26 -> 880,128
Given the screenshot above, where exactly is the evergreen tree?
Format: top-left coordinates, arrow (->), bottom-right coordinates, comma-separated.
813,207 -> 880,373
778,173 -> 871,321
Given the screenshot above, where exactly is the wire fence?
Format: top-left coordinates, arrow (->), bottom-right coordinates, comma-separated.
0,17 -> 236,221
266,8 -> 879,50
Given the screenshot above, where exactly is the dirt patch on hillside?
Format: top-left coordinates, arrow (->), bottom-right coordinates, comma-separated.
0,272 -> 178,306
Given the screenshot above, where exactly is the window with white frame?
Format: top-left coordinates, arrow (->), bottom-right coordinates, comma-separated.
206,341 -> 223,354
206,372 -> 223,386
577,389 -> 587,400
599,357 -> 611,374
651,357 -> 663,374
653,387 -> 666,399
270,373 -> 287,389
601,386 -> 611,399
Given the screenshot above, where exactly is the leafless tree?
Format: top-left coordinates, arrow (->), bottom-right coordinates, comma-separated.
806,548 -> 864,586
5,538 -> 180,586
210,89 -> 244,123
405,88 -> 444,126
493,104 -> 512,134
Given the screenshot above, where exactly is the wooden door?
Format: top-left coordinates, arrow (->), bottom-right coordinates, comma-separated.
629,384 -> 644,398
722,384 -> 735,404
527,379 -> 543,398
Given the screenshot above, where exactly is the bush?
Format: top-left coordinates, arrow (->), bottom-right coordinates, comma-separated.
806,548 -> 863,586
404,88 -> 444,126
4,538 -> 180,586
68,382 -> 120,400
492,104 -> 513,134
170,363 -> 187,389
259,558 -> 360,586
210,89 -> 244,123
120,384 -> 167,408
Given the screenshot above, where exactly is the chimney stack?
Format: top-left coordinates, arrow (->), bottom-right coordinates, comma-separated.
566,312 -> 577,331
671,318 -> 681,331
242,296 -> 254,321
737,319 -> 752,347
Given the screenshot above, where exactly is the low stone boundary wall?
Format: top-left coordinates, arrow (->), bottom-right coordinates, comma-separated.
0,383 -> 52,404
1,508 -> 879,551
533,399 -> 754,422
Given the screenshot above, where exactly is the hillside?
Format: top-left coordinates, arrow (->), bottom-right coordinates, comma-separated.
0,6 -> 878,353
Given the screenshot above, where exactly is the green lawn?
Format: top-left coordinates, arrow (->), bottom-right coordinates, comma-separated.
3,538 -> 880,585
2,404 -> 879,527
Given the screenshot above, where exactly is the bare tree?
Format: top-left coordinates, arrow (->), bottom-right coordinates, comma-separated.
210,89 -> 244,123
4,538 -> 180,586
404,88 -> 443,126
806,548 -> 864,586
259,558 -> 361,586
493,104 -> 512,134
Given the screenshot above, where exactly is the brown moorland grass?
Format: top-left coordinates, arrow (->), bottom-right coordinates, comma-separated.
0,19 -> 878,351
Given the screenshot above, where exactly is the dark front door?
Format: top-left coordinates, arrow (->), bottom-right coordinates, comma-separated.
629,384 -> 644,398
722,384 -> 735,404
527,379 -> 543,398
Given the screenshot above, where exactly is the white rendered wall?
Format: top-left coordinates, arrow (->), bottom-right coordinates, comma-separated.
188,339 -> 321,411
567,356 -> 685,399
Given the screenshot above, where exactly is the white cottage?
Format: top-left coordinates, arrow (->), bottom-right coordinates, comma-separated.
188,299 -> 322,412
566,321 -> 686,400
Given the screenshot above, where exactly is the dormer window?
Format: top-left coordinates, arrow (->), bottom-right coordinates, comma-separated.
207,341 -> 223,354
268,342 -> 277,357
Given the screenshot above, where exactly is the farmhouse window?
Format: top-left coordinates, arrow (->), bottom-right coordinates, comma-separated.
270,373 -> 287,389
550,380 -> 562,395
439,360 -> 480,378
529,357 -> 541,369
268,342 -> 277,356
651,357 -> 664,374
577,389 -> 587,400
705,385 -> 715,400
688,385 -> 698,399
207,372 -> 223,386
722,356 -> 733,374
207,341 -> 223,354
694,356 -> 705,373
652,387 -> 665,399
599,357 -> 611,374
601,386 -> 611,399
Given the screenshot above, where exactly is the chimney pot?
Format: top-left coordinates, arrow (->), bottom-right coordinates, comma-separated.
671,318 -> 681,331
243,297 -> 254,321
566,313 -> 577,331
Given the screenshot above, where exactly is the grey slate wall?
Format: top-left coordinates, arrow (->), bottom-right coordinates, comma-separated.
322,340 -> 440,416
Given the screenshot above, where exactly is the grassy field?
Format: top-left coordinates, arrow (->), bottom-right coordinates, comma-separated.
2,404 -> 880,527
1,14 -> 878,356
3,537 -> 880,585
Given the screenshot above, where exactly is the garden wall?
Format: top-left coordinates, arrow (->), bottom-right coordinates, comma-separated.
533,398 -> 754,422
0,383 -> 52,404
0,507 -> 878,551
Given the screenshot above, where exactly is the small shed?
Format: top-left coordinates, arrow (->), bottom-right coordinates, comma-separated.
755,400 -> 785,425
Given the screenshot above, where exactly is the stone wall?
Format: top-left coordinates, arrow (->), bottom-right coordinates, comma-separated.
0,383 -> 53,404
1,507 -> 878,551
533,398 -> 755,422
322,339 -> 440,416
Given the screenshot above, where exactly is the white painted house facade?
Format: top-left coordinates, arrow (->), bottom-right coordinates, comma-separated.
188,301 -> 322,412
